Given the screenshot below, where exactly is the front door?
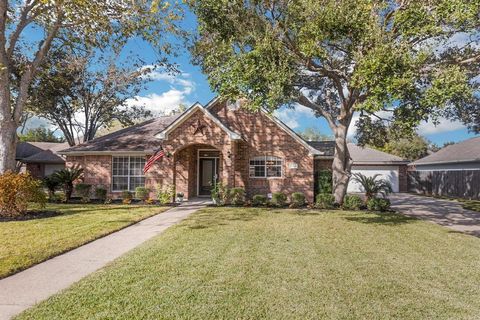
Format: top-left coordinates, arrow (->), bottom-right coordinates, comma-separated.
199,158 -> 218,196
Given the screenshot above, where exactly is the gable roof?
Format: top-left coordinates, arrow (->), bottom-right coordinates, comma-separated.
307,141 -> 408,164
16,142 -> 68,163
411,136 -> 480,166
60,115 -> 180,155
155,102 -> 242,140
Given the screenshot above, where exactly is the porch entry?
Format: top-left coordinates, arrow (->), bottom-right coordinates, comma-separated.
198,150 -> 220,196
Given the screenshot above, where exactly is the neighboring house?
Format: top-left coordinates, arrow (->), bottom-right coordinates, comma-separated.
60,98 -> 408,201
16,142 -> 68,178
408,136 -> 480,199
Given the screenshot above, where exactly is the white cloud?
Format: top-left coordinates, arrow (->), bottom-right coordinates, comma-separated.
417,118 -> 466,135
127,89 -> 192,116
129,68 -> 196,116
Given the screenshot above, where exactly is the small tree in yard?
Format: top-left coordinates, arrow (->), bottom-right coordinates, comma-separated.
52,166 -> 84,202
0,172 -> 46,217
351,173 -> 392,204
190,0 -> 480,204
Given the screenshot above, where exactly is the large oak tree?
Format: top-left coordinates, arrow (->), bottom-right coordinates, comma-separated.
189,0 -> 480,203
0,0 -> 182,172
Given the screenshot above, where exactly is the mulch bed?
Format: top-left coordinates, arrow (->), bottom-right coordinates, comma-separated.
0,210 -> 63,222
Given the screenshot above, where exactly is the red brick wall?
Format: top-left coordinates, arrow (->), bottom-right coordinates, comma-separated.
210,102 -> 315,202
26,163 -> 44,179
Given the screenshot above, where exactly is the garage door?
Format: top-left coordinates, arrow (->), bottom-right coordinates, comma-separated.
348,165 -> 399,193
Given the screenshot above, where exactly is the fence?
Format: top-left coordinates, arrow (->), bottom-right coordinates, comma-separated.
408,170 -> 480,199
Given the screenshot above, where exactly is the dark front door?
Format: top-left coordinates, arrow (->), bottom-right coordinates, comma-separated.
199,158 -> 218,196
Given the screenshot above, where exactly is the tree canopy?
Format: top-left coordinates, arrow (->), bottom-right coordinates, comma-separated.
0,0 -> 184,172
190,0 -> 480,202
18,126 -> 65,143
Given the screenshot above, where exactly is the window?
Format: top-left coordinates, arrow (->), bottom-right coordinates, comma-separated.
249,156 -> 283,178
112,156 -> 146,191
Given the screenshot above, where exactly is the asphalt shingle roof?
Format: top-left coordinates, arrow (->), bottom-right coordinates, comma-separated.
61,115 -> 180,153
307,141 -> 407,164
412,136 -> 480,165
16,142 -> 68,163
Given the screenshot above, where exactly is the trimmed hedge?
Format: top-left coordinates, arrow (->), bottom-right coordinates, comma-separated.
290,192 -> 306,208
270,192 -> 287,207
315,193 -> 335,209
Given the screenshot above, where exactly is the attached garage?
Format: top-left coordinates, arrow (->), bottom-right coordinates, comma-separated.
310,142 -> 409,193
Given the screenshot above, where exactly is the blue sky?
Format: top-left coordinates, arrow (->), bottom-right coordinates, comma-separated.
25,7 -> 478,146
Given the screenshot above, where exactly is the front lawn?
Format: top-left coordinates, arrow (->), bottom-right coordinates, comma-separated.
0,204 -> 168,278
17,207 -> 480,320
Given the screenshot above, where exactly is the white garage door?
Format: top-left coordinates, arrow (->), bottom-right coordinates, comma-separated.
348,165 -> 399,193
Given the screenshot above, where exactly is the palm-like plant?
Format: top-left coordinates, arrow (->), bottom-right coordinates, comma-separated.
43,175 -> 61,199
52,165 -> 84,201
351,173 -> 392,203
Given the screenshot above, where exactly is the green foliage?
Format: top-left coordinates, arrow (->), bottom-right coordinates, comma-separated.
211,182 -> 230,206
75,184 -> 92,203
94,187 -> 107,202
315,170 -> 333,194
366,198 -> 391,212
43,175 -> 61,198
19,127 -> 65,143
252,194 -> 268,206
135,187 -> 150,202
290,192 -> 306,208
0,172 -> 46,217
315,193 -> 335,209
156,185 -> 175,205
298,127 -> 333,142
52,166 -> 84,202
351,173 -> 393,203
230,188 -> 246,206
342,195 -> 363,211
270,192 -> 287,207
121,191 -> 133,205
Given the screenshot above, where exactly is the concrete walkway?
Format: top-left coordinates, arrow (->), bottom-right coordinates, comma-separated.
390,193 -> 480,237
0,199 -> 209,320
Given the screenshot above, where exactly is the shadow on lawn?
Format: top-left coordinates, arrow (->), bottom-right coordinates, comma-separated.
184,209 -> 261,230
344,212 -> 418,225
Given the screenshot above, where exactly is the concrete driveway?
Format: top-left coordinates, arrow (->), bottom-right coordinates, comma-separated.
390,193 -> 480,237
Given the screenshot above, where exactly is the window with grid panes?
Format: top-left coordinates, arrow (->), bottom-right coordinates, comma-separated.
112,156 -> 146,191
249,156 -> 283,178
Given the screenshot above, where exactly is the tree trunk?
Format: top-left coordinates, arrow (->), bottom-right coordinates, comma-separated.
0,119 -> 18,173
331,124 -> 351,204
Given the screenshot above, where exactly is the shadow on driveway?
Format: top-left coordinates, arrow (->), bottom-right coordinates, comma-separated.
390,193 -> 480,237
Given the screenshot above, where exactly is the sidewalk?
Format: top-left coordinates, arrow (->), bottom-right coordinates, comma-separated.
0,200 -> 209,320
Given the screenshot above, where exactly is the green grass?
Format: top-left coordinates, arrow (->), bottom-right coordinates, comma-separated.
458,199 -> 480,212
0,204 -> 168,278
17,207 -> 480,320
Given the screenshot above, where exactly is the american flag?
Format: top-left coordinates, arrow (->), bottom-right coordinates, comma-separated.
143,147 -> 165,174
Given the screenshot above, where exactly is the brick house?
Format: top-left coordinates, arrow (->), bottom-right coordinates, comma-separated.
60,98 -> 408,201
16,142 -> 68,178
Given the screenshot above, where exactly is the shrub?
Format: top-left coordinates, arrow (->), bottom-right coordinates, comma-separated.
94,186 -> 107,201
315,193 -> 335,209
211,182 -> 230,206
75,183 -> 92,203
252,194 -> 267,206
315,170 -> 332,194
43,175 -> 60,199
157,185 -> 175,205
52,165 -> 84,202
135,187 -> 150,202
122,191 -> 133,204
230,188 -> 246,206
0,172 -> 46,217
270,192 -> 287,207
366,197 -> 391,212
351,173 -> 392,203
342,195 -> 363,210
290,192 -> 306,208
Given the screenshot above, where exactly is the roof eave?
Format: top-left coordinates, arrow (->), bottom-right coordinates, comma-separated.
410,158 -> 480,166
